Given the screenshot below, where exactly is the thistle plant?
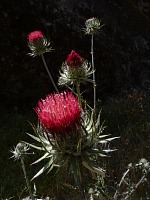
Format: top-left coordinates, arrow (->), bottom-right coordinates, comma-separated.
24,90 -> 119,200
84,18 -> 103,112
8,15 -> 149,199
10,142 -> 34,200
24,18 -> 119,200
10,17 -> 122,199
28,30 -> 59,92
113,158 -> 150,200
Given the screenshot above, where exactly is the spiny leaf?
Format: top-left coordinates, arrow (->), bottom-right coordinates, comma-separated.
76,138 -> 82,156
86,148 -> 107,156
24,142 -> 44,151
98,137 -> 120,144
31,157 -> 54,180
82,161 -> 105,177
31,152 -> 50,165
95,109 -> 102,129
27,132 -> 50,145
103,149 -> 118,153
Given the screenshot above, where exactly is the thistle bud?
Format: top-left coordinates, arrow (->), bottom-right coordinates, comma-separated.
66,50 -> 83,68
10,142 -> 29,160
85,17 -> 102,35
58,50 -> 93,86
27,30 -> 53,56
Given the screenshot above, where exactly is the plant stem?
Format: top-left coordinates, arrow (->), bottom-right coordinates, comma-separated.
75,177 -> 86,200
78,184 -> 86,200
76,83 -> 81,105
91,34 -> 96,112
20,157 -> 34,200
124,168 -> 150,200
113,168 -> 130,199
41,54 -> 59,92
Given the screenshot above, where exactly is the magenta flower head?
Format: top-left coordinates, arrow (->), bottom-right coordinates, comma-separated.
66,50 -> 83,68
27,30 -> 53,56
58,50 -> 92,86
35,91 -> 82,138
28,30 -> 44,43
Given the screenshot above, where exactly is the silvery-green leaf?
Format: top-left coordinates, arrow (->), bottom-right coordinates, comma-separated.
25,142 -> 44,151
99,134 -> 111,138
87,148 -> 106,154
76,138 -> 82,156
27,133 -> 50,145
99,137 -> 120,143
86,112 -> 94,131
31,152 -> 50,165
103,149 -> 117,153
95,110 -> 101,129
31,157 -> 54,180
82,161 -> 105,177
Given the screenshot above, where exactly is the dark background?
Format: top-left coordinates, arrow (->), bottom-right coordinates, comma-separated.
0,0 -> 150,108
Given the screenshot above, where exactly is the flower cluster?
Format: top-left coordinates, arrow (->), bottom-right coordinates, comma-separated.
35,91 -> 82,138
28,30 -> 53,56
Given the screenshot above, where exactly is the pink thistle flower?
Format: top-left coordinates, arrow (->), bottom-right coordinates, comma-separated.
35,92 -> 82,138
28,30 -> 44,43
66,50 -> 83,68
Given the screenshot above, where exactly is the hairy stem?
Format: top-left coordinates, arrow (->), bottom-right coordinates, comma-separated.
91,34 -> 96,113
124,168 -> 150,200
114,168 -> 130,199
76,82 -> 81,105
41,54 -> 59,92
21,157 -> 34,200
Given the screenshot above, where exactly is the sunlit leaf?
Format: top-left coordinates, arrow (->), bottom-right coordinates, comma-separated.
31,157 -> 54,180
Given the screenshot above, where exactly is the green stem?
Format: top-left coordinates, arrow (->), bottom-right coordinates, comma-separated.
91,34 -> 96,113
76,83 -> 81,105
41,54 -> 59,92
20,157 -> 34,200
78,183 -> 86,200
124,168 -> 150,200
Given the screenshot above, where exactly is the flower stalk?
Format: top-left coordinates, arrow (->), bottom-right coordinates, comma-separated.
91,33 -> 96,112
10,143 -> 34,200
20,157 -> 34,200
41,53 -> 59,93
76,82 -> 81,105
113,168 -> 130,199
84,17 -> 102,113
114,159 -> 150,200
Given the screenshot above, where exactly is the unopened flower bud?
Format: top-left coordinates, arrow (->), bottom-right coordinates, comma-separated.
58,50 -> 93,86
85,17 -> 102,35
66,50 -> 83,68
11,142 -> 29,160
27,30 -> 53,56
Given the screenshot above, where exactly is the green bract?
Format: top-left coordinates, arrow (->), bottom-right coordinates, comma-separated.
58,60 -> 93,86
10,142 -> 29,160
84,17 -> 103,35
28,37 -> 53,57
